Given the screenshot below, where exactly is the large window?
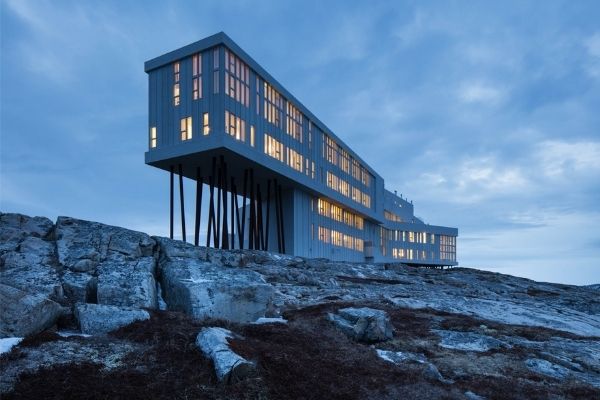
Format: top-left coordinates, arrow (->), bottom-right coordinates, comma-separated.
173,62 -> 180,106
213,48 -> 219,94
225,110 -> 245,141
326,171 -> 371,208
264,82 -> 284,129
180,116 -> 192,141
384,210 -> 403,222
322,133 -> 372,188
286,147 -> 303,172
440,235 -> 456,261
286,102 -> 303,142
317,225 -> 364,252
317,198 -> 364,230
264,134 -> 284,162
192,53 -> 202,100
225,49 -> 250,106
150,127 -> 157,148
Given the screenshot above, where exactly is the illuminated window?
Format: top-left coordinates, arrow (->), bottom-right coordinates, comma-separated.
286,102 -> 303,142
317,197 -> 364,231
225,110 -> 245,141
203,113 -> 210,135
180,116 -> 192,141
224,49 -> 250,106
192,53 -> 202,100
332,230 -> 342,246
250,125 -> 255,147
385,210 -> 403,222
264,134 -> 284,162
409,232 -> 415,243
286,147 -> 303,172
150,127 -> 157,148
355,238 -> 364,252
354,215 -> 364,230
264,82 -> 283,129
318,226 -> 330,243
305,159 -> 315,179
213,48 -> 220,94
173,62 -> 180,106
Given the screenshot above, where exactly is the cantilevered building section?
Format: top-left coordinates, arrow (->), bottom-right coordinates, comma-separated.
144,32 -> 458,266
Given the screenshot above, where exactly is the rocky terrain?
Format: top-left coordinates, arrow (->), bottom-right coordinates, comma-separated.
0,212 -> 599,399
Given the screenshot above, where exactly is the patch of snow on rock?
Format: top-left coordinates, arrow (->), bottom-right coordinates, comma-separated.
253,317 -> 288,324
0,338 -> 23,355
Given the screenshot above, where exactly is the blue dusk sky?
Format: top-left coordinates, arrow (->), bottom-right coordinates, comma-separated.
1,1 -> 599,285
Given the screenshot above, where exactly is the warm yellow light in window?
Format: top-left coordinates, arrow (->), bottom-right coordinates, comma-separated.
203,113 -> 210,135
150,127 -> 157,148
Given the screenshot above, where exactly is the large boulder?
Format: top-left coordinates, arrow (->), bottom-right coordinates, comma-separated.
55,216 -> 155,273
0,213 -> 54,253
159,255 -> 273,323
96,256 -> 157,309
75,303 -> 150,334
196,327 -> 255,382
0,236 -> 63,299
0,284 -> 63,338
62,271 -> 97,303
329,307 -> 394,343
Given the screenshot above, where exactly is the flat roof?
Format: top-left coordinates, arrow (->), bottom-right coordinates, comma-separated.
144,32 -> 382,181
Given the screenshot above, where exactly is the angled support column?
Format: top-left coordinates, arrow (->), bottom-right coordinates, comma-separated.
207,157 -> 217,248
240,169 -> 248,249
249,169 -> 255,250
274,179 -> 282,253
194,167 -> 202,247
230,177 -> 236,249
215,158 -> 222,249
221,156 -> 229,250
233,181 -> 242,249
178,164 -> 186,243
256,184 -> 265,251
169,165 -> 174,240
265,179 -> 271,251
278,184 -> 285,254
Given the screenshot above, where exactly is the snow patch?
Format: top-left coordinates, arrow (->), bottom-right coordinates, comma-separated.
253,317 -> 288,325
57,331 -> 92,338
0,337 -> 23,355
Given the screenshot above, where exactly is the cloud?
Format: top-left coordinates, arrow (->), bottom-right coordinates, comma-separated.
535,140 -> 600,178
584,32 -> 600,79
458,81 -> 506,104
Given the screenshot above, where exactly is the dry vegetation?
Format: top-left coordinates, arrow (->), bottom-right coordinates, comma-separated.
2,303 -> 599,400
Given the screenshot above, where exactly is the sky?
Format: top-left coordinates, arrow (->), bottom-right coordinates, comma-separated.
1,0 -> 599,285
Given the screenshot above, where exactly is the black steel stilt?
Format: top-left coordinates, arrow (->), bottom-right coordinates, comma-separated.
256,184 -> 264,250
216,160 -> 222,249
178,164 -> 186,242
230,177 -> 235,249
194,167 -> 202,247
221,157 -> 229,250
233,182 -> 242,249
249,169 -> 255,250
241,169 -> 248,249
278,184 -> 285,253
207,157 -> 217,248
170,165 -> 174,240
265,179 -> 271,251
274,179 -> 282,253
